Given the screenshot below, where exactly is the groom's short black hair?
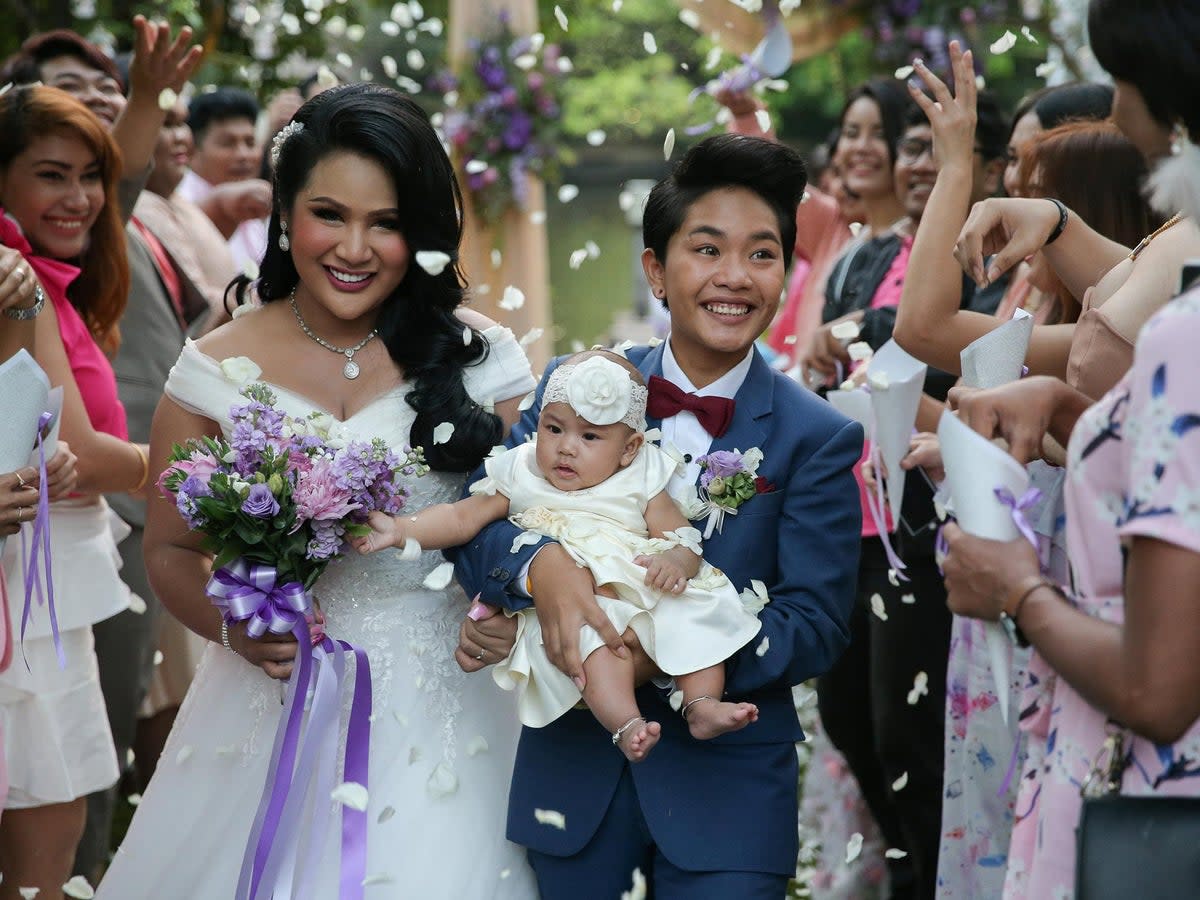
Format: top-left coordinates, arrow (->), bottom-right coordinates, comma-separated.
642,133 -> 806,271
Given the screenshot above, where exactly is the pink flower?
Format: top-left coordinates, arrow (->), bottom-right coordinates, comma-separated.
157,451 -> 219,498
292,457 -> 359,523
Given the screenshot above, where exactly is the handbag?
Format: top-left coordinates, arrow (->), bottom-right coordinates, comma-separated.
1075,728 -> 1200,899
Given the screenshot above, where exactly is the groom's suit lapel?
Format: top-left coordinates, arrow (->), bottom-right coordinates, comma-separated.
636,343 -> 774,486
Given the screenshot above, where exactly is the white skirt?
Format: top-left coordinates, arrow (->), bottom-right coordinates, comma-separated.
0,626 -> 119,808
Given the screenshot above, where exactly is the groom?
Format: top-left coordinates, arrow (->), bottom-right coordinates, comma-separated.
452,134 -> 863,898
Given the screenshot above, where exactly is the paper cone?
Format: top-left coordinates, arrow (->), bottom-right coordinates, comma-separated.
938,412 -> 1032,722
960,307 -> 1034,390
826,385 -> 874,431
867,340 -> 927,524
0,351 -> 50,560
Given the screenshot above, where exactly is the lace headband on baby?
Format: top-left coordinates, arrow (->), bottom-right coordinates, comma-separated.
543,356 -> 648,432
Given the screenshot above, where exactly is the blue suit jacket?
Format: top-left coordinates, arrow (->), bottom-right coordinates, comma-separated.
451,343 -> 863,876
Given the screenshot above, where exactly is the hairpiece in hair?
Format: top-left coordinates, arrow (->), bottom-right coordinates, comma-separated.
270,120 -> 304,168
543,356 -> 648,432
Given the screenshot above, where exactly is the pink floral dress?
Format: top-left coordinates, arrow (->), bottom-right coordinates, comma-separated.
1003,287 -> 1200,898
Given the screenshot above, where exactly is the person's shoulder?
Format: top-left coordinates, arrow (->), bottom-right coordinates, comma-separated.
194,302 -> 281,360
767,368 -> 857,437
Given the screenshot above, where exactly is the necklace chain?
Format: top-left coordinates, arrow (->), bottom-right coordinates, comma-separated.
289,289 -> 378,379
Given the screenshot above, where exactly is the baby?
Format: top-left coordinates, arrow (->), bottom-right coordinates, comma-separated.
355,351 -> 762,761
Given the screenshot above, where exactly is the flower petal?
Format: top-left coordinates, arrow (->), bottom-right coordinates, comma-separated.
378,805 -> 396,823
553,4 -> 568,31
892,771 -> 909,791
511,531 -> 543,554
331,781 -> 369,811
586,129 -> 607,146
427,761 -> 459,798
62,877 -> 95,899
845,832 -> 864,864
398,537 -> 423,561
885,847 -> 909,859
499,285 -> 526,311
990,30 -> 1017,54
415,250 -> 451,276
462,326 -> 472,346
422,561 -> 455,591
557,184 -> 579,203
870,593 -> 888,621
157,88 -> 178,111
663,127 -> 675,160
755,636 -> 770,657
175,745 -> 194,765
621,867 -> 648,900
128,593 -> 148,615
519,327 -> 543,348
534,808 -> 567,829
643,32 -> 657,54
901,593 -> 916,605
362,873 -> 395,886
433,422 -> 455,445
466,735 -> 490,756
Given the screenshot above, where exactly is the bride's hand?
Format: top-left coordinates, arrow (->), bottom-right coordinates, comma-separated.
228,622 -> 299,680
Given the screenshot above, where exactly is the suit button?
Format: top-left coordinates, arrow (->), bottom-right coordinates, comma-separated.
489,567 -> 511,580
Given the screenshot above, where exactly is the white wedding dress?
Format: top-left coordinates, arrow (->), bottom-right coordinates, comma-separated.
98,333 -> 538,899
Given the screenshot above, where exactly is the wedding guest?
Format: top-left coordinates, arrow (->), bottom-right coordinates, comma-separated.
178,87 -> 271,272
941,3 -> 1200,896
0,84 -> 148,900
1003,82 -> 1113,198
97,82 -> 538,898
888,47 -> 1149,898
453,132 -> 863,899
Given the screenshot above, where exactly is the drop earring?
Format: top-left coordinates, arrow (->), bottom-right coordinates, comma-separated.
278,221 -> 290,252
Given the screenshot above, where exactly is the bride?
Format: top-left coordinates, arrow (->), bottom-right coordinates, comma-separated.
98,84 -> 538,897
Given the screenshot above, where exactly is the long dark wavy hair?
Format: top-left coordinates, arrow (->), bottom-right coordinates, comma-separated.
230,83 -> 502,473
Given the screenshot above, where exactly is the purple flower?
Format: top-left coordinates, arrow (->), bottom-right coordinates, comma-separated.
176,475 -> 211,529
306,519 -> 345,560
242,483 -> 280,518
699,451 -> 744,478
503,111 -> 533,150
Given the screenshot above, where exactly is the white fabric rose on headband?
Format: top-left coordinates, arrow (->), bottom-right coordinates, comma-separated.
564,356 -> 633,426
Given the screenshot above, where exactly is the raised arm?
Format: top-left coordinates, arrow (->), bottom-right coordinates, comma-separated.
359,492 -> 511,555
725,417 -> 863,694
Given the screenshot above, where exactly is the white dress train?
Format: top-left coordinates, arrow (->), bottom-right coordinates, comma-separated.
97,331 -> 538,898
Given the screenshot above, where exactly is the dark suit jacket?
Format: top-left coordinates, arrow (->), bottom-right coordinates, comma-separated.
451,343 -> 863,875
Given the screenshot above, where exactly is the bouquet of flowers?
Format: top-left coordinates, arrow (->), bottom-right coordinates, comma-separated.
160,381 -> 427,594
430,16 -> 573,225
158,379 -> 427,900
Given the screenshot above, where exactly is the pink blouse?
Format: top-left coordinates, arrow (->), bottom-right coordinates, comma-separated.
49,290 -> 128,440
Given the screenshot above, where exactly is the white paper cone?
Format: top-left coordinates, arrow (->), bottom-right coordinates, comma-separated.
826,386 -> 874,431
938,412 -> 1032,723
867,340 -> 927,523
960,307 -> 1034,390
0,351 -> 51,560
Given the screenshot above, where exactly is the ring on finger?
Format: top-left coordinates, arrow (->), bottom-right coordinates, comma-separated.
14,471 -> 26,489
474,649 -> 485,661
13,266 -> 25,283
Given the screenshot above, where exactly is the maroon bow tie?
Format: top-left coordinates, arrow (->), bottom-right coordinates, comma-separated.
646,375 -> 736,438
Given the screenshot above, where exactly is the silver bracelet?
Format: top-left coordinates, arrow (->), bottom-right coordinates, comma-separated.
3,283 -> 45,320
220,618 -> 237,655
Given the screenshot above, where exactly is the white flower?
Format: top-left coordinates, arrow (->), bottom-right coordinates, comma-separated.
219,356 -> 262,385
398,538 -> 423,561
511,531 -> 542,553
534,808 -> 567,829
175,745 -> 194,765
362,873 -> 395,886
741,447 -> 764,476
569,248 -> 589,270
128,593 -> 147,614
331,781 -> 369,811
868,371 -> 891,391
519,327 -> 543,349
564,356 -> 633,426
894,65 -> 914,79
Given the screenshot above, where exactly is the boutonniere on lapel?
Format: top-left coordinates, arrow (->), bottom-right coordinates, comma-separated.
692,447 -> 772,538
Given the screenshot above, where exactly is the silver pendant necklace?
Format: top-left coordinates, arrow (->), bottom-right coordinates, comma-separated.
289,289 -> 378,380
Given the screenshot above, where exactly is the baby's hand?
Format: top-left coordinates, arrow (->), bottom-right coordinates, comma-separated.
638,553 -> 690,595
351,510 -> 402,555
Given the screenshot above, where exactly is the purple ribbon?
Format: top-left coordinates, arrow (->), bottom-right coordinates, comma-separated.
19,412 -> 63,670
220,555 -> 372,900
993,486 -> 1043,551
207,560 -> 311,639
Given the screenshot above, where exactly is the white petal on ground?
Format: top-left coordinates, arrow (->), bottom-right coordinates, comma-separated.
331,781 -> 369,811
175,745 -> 193,765
558,184 -> 580,203
500,868 -> 512,879
990,30 -> 1017,54
433,422 -> 455,445
518,391 -> 536,411
398,538 -> 423,561
464,159 -> 489,175
621,867 -> 648,900
62,877 -> 95,899
553,4 -> 568,31
586,129 -> 607,146
885,848 -> 909,859
755,636 -> 770,657
422,562 -> 455,591
556,57 -> 573,74
892,771 -> 909,791
499,285 -> 526,310
755,109 -> 771,133
870,593 -> 888,621
569,249 -> 588,270
845,832 -> 864,864
362,873 -> 395,886
534,808 -> 567,830
157,88 -> 177,111
415,250 -> 451,275
426,761 -> 459,798
663,127 -> 675,161
901,593 -> 916,605
466,735 -> 490,756
894,65 -> 914,79
643,32 -> 657,54
378,806 -> 396,823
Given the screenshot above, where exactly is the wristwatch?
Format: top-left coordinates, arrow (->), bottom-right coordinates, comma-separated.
3,283 -> 45,320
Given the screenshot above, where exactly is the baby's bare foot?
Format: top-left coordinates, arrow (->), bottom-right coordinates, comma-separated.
685,698 -> 758,740
616,718 -> 661,762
